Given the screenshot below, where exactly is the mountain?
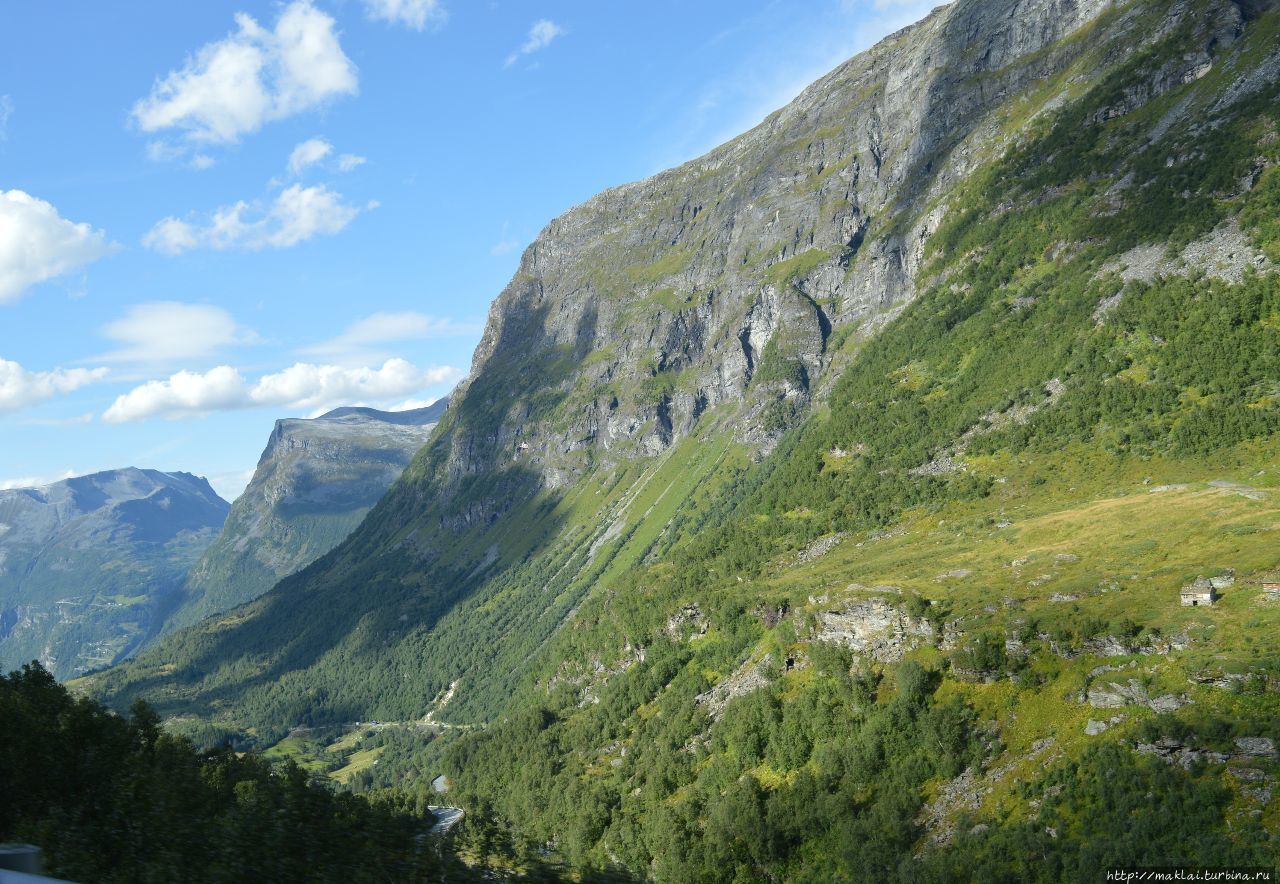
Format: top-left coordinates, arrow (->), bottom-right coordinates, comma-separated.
0,469 -> 228,679
164,399 -> 448,632
86,0 -> 1280,876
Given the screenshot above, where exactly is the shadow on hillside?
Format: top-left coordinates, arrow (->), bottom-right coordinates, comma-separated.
102,295 -> 598,734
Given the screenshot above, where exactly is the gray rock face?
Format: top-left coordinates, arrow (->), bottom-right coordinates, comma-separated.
1136,737 -> 1230,769
438,0 -> 1156,498
1136,736 -> 1275,770
1084,718 -> 1119,735
814,600 -> 933,663
1101,218 -> 1274,287
1235,736 -> 1276,757
1087,678 -> 1192,713
695,654 -> 772,719
664,604 -> 708,642
0,469 -> 229,678
166,401 -> 447,630
413,0 -> 1272,525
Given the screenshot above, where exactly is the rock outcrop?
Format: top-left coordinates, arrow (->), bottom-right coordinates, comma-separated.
814,600 -> 933,663
1086,678 -> 1192,713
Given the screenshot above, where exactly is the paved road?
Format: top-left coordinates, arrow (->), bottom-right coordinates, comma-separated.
428,806 -> 464,835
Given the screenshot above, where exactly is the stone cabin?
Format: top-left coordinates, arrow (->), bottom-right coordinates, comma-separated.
1181,577 -> 1217,607
1264,581 -> 1280,601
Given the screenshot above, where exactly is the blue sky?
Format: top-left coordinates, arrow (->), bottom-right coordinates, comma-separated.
0,0 -> 938,501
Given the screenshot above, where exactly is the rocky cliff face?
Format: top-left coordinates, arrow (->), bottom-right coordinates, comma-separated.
166,401 -> 448,631
0,469 -> 228,679
442,0 -> 1132,491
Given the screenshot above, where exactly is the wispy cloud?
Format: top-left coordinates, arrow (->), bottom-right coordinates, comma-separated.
505,19 -> 564,67
490,222 -> 523,256
288,137 -> 333,174
103,359 -> 462,423
657,0 -> 943,169
301,310 -> 480,363
132,1 -> 357,150
286,138 -> 365,175
22,413 -> 94,427
337,153 -> 367,172
0,190 -> 114,304
96,302 -> 259,364
143,184 -> 369,254
363,0 -> 447,31
0,469 -> 78,491
0,95 -> 12,140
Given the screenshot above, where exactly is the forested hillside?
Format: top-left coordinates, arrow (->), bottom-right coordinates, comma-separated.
82,0 -> 1280,878
0,662 -> 446,882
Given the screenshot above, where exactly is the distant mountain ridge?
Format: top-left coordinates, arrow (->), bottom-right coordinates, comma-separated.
317,400 -> 447,425
164,399 -> 449,631
0,468 -> 228,679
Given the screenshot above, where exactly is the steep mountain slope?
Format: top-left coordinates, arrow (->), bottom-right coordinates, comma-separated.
166,400 -> 447,632
87,0 -> 1280,875
0,469 -> 227,679
89,0 -> 1140,726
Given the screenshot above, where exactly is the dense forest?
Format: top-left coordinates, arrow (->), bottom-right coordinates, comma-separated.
0,663 -> 448,883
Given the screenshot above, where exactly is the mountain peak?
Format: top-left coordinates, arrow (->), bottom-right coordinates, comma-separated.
164,398 -> 448,632
316,397 -> 449,426
0,466 -> 230,679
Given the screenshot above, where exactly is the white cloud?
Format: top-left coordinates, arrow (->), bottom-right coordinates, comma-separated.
301,311 -> 479,362
288,137 -> 333,174
103,358 -> 462,423
252,359 -> 459,411
143,184 -> 365,254
98,302 -> 257,364
506,19 -> 565,67
0,95 -> 12,140
131,1 -> 357,147
337,153 -> 367,172
0,359 -> 108,414
0,190 -> 114,304
490,221 -> 522,256
103,366 -> 245,422
388,395 -> 444,412
286,138 -> 364,174
140,218 -> 199,255
364,0 -> 447,31
191,154 -> 216,170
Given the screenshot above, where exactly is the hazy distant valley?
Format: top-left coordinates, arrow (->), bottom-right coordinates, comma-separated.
0,401 -> 446,680
0,468 -> 227,679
